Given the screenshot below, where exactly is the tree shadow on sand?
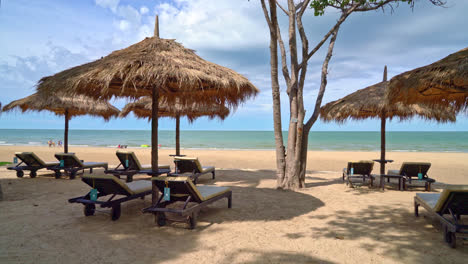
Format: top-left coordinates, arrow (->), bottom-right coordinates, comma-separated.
0,168 -> 326,263
306,205 -> 468,262
220,249 -> 336,264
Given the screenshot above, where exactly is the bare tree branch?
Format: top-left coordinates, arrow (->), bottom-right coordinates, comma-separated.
260,0 -> 273,29
276,24 -> 291,87
305,27 -> 339,130
276,1 -> 288,15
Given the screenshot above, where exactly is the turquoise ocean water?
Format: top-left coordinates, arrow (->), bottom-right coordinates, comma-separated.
0,129 -> 467,152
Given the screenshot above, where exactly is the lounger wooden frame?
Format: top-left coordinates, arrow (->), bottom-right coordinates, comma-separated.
69,176 -> 152,221
143,177 -> 231,229
50,153 -> 108,179
105,151 -> 170,182
342,161 -> 375,187
7,152 -> 59,178
414,190 -> 468,248
389,162 -> 434,191
172,157 -> 215,184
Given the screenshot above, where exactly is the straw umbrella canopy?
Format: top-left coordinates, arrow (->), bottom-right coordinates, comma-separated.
386,47 -> 468,110
120,97 -> 230,155
320,67 -> 456,188
35,18 -> 258,205
2,92 -> 120,153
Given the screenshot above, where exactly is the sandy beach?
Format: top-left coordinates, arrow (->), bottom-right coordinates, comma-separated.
1,146 -> 467,263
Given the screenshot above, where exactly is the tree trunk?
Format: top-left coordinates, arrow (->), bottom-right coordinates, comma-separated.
175,115 -> 180,156
64,109 -> 69,153
151,85 -> 159,208
263,0 -> 286,186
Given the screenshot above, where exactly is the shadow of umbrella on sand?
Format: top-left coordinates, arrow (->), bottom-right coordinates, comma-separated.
2,92 -> 120,153
34,16 -> 258,205
386,47 -> 468,110
320,66 -> 456,188
120,97 -> 230,156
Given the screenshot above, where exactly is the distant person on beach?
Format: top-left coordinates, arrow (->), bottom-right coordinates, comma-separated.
58,140 -> 62,147
48,140 -> 55,147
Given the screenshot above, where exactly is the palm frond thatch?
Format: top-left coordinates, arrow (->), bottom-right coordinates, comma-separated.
120,97 -> 230,122
2,93 -> 120,120
36,37 -> 259,106
386,47 -> 468,110
320,81 -> 456,123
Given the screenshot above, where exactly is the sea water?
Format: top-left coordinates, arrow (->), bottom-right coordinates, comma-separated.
0,129 -> 467,152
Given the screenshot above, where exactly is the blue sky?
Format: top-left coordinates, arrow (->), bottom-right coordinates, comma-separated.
0,0 -> 467,131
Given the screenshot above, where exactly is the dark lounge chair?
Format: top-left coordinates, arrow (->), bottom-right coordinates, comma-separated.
342,160 -> 375,187
414,185 -> 468,248
143,176 -> 232,229
105,150 -> 170,182
69,174 -> 152,221
388,162 -> 434,191
172,157 -> 215,184
52,153 -> 108,179
7,152 -> 59,178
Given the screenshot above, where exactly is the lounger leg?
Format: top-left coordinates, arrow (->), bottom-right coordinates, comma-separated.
414,200 -> 419,217
188,212 -> 198,229
89,168 -> 93,173
212,171 -> 215,180
228,193 -> 232,209
156,212 -> 166,226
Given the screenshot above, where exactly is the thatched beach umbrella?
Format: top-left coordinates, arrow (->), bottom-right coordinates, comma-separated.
386,47 -> 468,110
120,97 -> 230,155
2,92 -> 120,153
320,67 -> 456,188
35,17 -> 258,205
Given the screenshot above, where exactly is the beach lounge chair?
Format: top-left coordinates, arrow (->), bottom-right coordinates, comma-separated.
414,185 -> 468,248
388,162 -> 434,191
105,150 -> 170,182
7,152 -> 59,178
342,160 -> 375,187
52,153 -> 108,179
142,176 -> 232,229
69,174 -> 152,221
172,157 -> 215,184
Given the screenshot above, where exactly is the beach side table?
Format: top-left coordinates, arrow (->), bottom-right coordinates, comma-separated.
372,159 -> 394,190
377,174 -> 406,191
169,154 -> 186,157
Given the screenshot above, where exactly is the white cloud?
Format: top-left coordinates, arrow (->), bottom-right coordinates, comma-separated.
95,0 -> 120,13
140,6 -> 149,15
119,20 -> 130,31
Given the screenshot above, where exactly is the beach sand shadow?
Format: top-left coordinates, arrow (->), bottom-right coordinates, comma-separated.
307,204 -> 468,261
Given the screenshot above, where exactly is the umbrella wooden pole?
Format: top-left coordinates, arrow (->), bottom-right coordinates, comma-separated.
151,16 -> 160,211
64,109 -> 69,153
151,86 -> 159,207
175,115 -> 180,156
380,111 -> 386,188
380,66 -> 388,189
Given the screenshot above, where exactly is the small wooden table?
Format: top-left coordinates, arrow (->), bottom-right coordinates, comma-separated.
376,174 -> 405,191
169,154 -> 186,157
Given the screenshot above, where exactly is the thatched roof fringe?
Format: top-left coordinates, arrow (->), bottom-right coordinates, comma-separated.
386,47 -> 468,110
2,93 -> 120,121
36,37 -> 259,106
120,97 -> 230,123
320,81 -> 456,123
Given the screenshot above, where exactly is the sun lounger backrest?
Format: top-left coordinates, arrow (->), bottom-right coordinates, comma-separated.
346,161 -> 374,175
174,157 -> 203,173
81,175 -> 133,196
116,151 -> 143,170
152,176 -> 204,203
55,153 -> 84,167
399,162 -> 431,177
15,152 -> 46,167
433,185 -> 468,214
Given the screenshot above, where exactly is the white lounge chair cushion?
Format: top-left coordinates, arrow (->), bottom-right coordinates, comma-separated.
126,180 -> 152,194
416,193 -> 440,210
140,164 -> 170,170
416,185 -> 468,212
